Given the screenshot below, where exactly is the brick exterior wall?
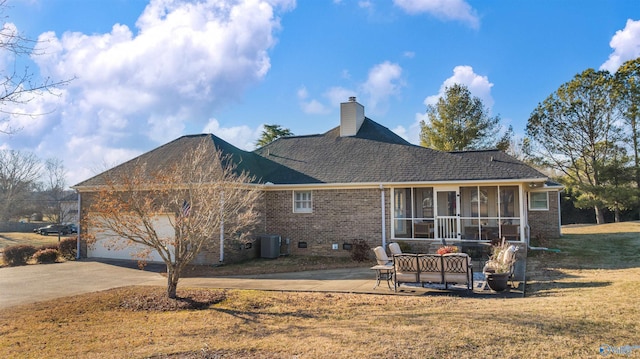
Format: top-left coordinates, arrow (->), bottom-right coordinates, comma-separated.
191,191 -> 267,264
264,188 -> 388,257
78,187 -> 561,265
527,191 -> 561,240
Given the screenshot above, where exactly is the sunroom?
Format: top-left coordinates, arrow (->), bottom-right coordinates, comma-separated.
392,184 -> 527,243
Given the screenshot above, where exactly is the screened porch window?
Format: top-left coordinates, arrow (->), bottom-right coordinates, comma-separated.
460,185 -> 520,241
393,187 -> 434,239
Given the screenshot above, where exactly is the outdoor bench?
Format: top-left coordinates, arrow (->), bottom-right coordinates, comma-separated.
392,253 -> 473,292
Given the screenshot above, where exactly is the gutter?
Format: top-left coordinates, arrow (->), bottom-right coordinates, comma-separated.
72,177 -> 551,193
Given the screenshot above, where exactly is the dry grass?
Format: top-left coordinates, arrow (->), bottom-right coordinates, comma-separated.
1,223 -> 640,358
184,255 -> 366,277
0,232 -> 66,251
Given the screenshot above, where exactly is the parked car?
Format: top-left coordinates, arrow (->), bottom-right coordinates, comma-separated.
34,224 -> 72,236
66,223 -> 78,234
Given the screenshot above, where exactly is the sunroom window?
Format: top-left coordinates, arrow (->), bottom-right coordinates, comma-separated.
460,186 -> 520,241
393,187 -> 434,239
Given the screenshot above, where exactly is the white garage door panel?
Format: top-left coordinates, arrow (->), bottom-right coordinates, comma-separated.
87,215 -> 174,263
89,238 -> 166,262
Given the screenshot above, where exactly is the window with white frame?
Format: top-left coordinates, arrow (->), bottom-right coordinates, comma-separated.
529,192 -> 549,210
293,191 -> 312,213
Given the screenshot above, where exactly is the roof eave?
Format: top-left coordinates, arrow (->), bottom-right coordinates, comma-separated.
261,177 -> 550,190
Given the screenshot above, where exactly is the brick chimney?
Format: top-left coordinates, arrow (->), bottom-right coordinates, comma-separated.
340,97 -> 364,137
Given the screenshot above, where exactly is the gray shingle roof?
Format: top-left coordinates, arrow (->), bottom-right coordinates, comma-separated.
74,118 -> 546,188
74,133 -> 319,188
254,118 -> 546,184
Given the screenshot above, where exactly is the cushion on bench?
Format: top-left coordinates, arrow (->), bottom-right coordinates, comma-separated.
442,253 -> 472,284
393,254 -> 419,283
417,254 -> 442,283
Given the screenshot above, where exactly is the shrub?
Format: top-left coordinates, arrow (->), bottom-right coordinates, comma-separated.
33,248 -> 59,264
38,244 -> 59,251
3,244 -> 37,266
350,239 -> 370,262
58,237 -> 77,260
397,241 -> 412,253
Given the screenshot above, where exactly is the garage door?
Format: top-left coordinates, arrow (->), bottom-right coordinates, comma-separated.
87,215 -> 175,263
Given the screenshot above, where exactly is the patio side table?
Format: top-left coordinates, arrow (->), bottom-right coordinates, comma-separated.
370,264 -> 394,290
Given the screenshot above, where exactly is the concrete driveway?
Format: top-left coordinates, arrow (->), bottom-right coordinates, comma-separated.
0,260 -> 166,309
0,260 -> 392,309
0,260 -> 506,309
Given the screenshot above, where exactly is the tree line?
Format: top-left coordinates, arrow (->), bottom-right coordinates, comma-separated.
0,150 -> 69,223
418,58 -> 640,225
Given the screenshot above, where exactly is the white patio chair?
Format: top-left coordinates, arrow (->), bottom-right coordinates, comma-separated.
373,246 -> 393,265
388,242 -> 403,256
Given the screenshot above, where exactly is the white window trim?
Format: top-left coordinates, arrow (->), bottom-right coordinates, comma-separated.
293,190 -> 313,213
529,191 -> 549,211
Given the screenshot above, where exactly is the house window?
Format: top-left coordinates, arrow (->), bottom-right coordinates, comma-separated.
460,185 -> 521,241
529,192 -> 549,211
392,187 -> 434,239
293,191 -> 312,213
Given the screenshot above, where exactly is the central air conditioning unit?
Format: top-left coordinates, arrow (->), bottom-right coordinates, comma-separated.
260,235 -> 281,259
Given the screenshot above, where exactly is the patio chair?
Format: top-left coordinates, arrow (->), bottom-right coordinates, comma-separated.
501,224 -> 519,241
371,246 -> 394,290
388,242 -> 403,256
373,246 -> 393,265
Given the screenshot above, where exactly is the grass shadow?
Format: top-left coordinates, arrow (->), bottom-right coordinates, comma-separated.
525,280 -> 613,296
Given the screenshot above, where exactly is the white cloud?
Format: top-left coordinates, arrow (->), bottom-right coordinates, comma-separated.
600,19 -> 640,73
393,0 -> 479,29
392,125 -> 408,141
360,61 -> 404,115
301,99 -> 330,115
424,65 -> 494,109
393,112 -> 424,145
325,86 -> 356,107
298,62 -> 404,117
297,86 -> 309,99
202,118 -> 261,151
5,0 -> 294,186
297,86 -> 356,114
297,86 -> 330,114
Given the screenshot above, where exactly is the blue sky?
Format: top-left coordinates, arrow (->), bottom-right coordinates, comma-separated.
2,0 -> 639,186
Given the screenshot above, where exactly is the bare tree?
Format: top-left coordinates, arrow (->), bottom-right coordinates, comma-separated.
0,149 -> 42,221
0,1 -> 72,134
38,158 -> 68,223
84,139 -> 262,299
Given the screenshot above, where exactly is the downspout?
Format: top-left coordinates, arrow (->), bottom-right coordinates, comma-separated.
76,191 -> 81,260
219,191 -> 225,263
520,185 -> 527,245
557,189 -> 563,237
380,184 -> 386,248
